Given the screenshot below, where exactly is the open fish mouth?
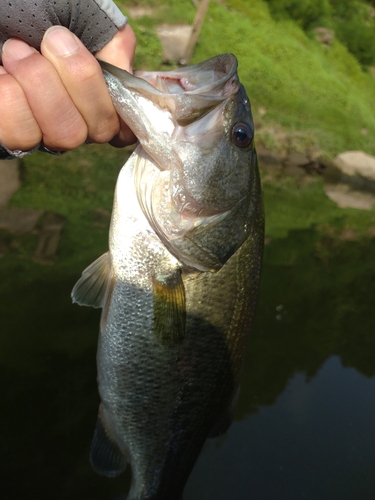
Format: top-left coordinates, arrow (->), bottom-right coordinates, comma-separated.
98,54 -> 257,271
99,54 -> 240,126
135,53 -> 240,96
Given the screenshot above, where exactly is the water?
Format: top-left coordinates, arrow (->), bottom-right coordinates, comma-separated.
1,150 -> 375,499
186,357 -> 375,499
186,225 -> 375,499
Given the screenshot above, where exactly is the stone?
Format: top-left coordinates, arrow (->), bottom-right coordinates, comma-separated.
0,159 -> 21,207
156,24 -> 192,63
332,151 -> 375,191
0,208 -> 44,233
126,6 -> 155,19
314,27 -> 334,46
333,151 -> 375,180
284,152 -> 311,168
258,107 -> 267,117
324,183 -> 375,210
283,164 -> 307,178
257,147 -> 284,167
34,212 -> 66,259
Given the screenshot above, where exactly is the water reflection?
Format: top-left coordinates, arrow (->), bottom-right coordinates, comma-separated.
184,228 -> 375,499
2,224 -> 374,499
1,148 -> 375,498
1,276 -> 132,499
186,356 -> 375,500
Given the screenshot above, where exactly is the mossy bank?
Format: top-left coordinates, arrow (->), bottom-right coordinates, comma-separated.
121,0 -> 375,158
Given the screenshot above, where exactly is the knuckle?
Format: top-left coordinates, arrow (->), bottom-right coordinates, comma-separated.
65,54 -> 100,84
89,114 -> 120,144
0,74 -> 42,150
16,54 -> 53,87
0,73 -> 23,105
11,119 -> 42,150
0,123 -> 42,151
43,113 -> 88,151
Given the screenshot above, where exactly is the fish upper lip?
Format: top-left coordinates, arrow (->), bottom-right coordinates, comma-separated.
101,53 -> 240,98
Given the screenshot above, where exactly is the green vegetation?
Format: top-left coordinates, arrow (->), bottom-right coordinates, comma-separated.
238,223 -> 375,416
1,0 -> 373,272
119,0 -> 375,158
1,5 -> 375,488
2,145 -> 128,292
261,173 -> 375,239
1,0 -> 372,272
265,0 -> 375,67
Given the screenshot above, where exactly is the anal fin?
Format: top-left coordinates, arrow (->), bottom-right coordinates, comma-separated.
90,414 -> 127,477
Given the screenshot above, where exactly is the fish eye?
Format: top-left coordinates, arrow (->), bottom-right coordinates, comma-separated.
231,122 -> 253,148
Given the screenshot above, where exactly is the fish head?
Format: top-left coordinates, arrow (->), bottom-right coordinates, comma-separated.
100,55 -> 262,271
170,81 -> 255,218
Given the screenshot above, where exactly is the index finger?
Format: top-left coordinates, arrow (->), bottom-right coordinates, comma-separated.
41,26 -> 120,145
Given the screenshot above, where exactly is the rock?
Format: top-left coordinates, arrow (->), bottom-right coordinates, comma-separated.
332,151 -> 375,191
156,24 -> 192,63
282,151 -> 317,177
35,212 -> 66,259
284,152 -> 311,168
283,164 -> 307,178
314,27 -> 334,46
324,183 -> 375,210
127,6 -> 155,19
257,147 -> 284,167
333,151 -> 375,179
258,107 -> 267,117
0,159 -> 21,208
0,208 -> 44,233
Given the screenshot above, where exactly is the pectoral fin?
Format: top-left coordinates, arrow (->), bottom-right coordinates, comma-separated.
71,252 -> 112,308
153,270 -> 186,344
90,413 -> 127,477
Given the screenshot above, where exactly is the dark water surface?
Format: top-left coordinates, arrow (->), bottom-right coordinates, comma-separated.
1,155 -> 375,499
186,356 -> 375,500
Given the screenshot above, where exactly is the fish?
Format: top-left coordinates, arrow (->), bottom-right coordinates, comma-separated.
72,54 -> 264,499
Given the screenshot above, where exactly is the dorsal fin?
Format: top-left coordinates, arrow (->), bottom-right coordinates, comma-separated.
71,252 -> 112,308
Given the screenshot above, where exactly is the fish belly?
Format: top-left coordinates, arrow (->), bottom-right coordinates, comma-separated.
96,223 -> 262,499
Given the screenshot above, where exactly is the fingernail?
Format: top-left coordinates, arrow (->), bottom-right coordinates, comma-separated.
44,26 -> 80,57
2,39 -> 36,60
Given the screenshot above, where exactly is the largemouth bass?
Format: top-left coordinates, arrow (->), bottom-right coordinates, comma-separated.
72,54 -> 264,499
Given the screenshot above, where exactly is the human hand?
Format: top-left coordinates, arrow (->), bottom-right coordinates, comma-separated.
0,23 -> 137,153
